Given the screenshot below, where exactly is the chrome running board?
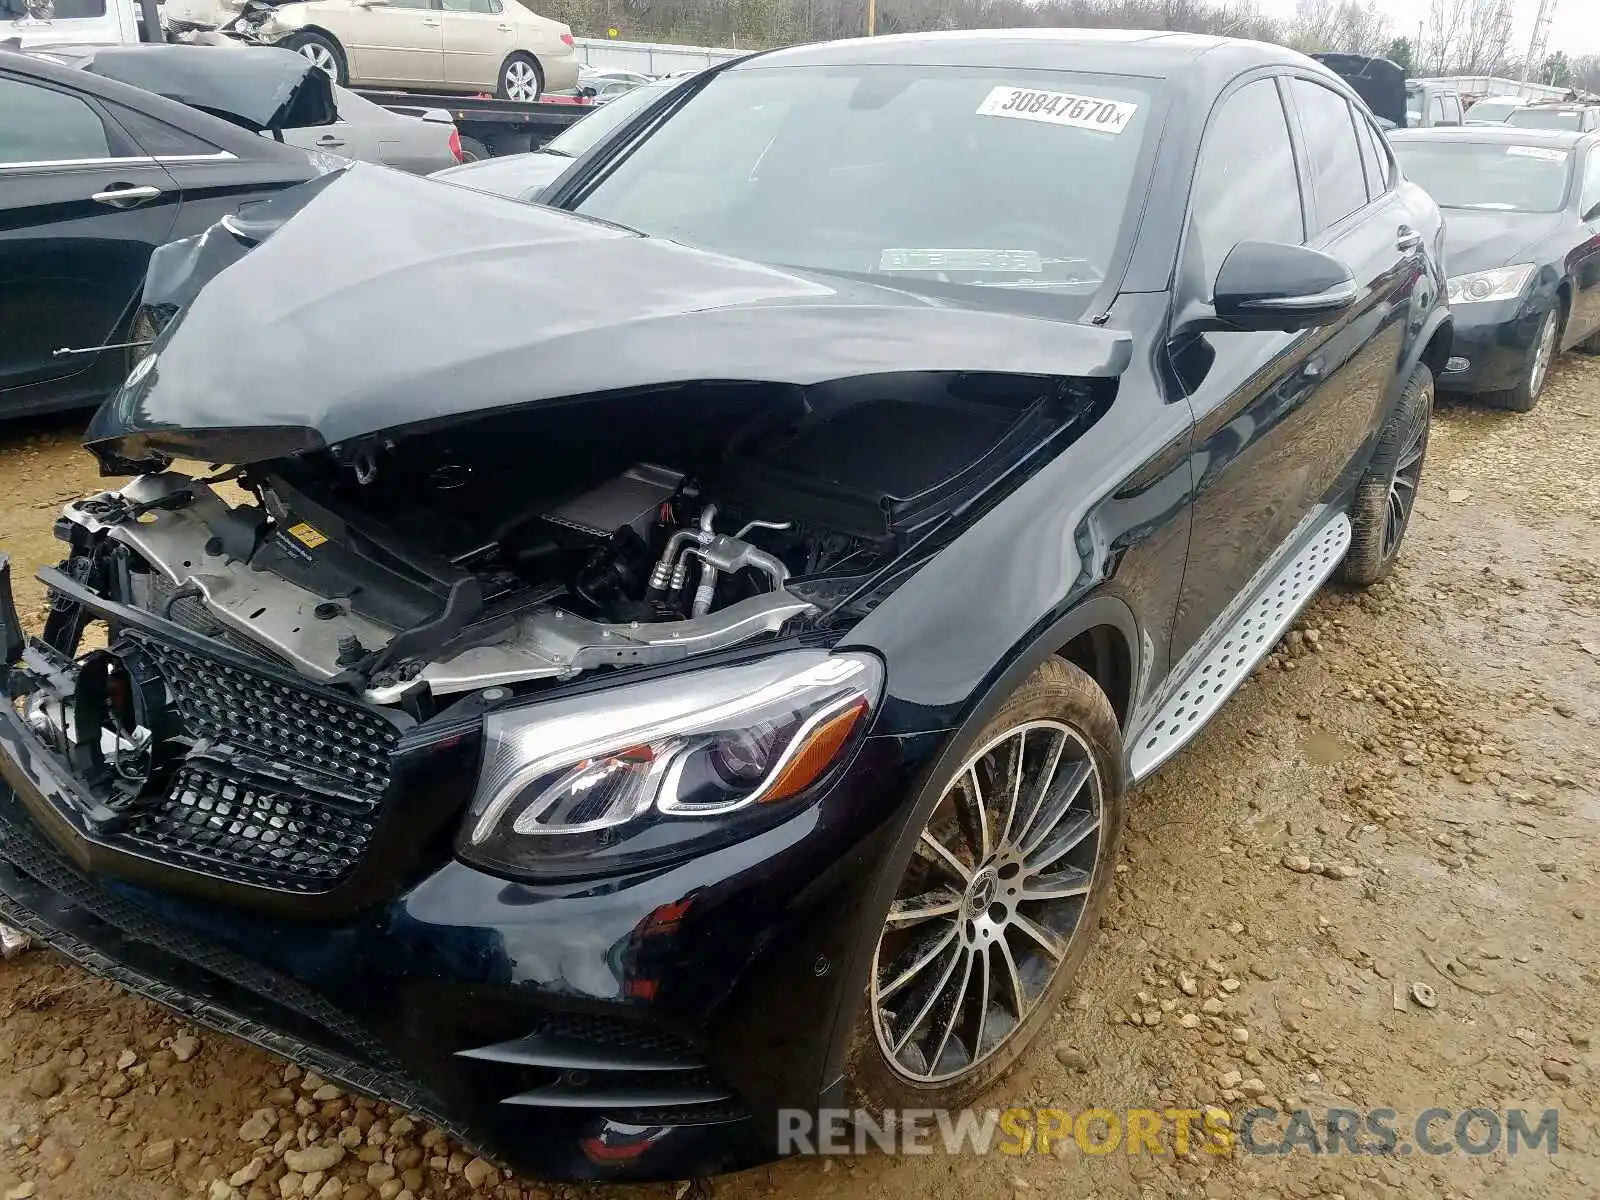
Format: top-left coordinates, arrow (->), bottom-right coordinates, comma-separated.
1129,512 -> 1352,782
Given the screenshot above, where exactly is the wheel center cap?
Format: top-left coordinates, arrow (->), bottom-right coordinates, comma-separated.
966,868 -> 998,917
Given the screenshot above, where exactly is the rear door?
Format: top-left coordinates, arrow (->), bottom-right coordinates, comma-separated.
343,0 -> 445,88
1284,76 -> 1419,493
0,70 -> 180,404
440,0 -> 514,90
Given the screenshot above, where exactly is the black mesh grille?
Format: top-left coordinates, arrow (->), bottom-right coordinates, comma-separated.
108,633 -> 399,892
117,763 -> 380,889
131,635 -> 395,794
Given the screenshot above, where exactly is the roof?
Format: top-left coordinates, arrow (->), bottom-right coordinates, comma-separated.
1389,125 -> 1592,148
744,27 -> 1311,80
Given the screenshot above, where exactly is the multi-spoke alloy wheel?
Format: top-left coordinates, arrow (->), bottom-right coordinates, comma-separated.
1381,403 -> 1428,562
871,719 -> 1105,1084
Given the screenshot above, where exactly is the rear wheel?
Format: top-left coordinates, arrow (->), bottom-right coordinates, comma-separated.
456,135 -> 490,163
498,53 -> 543,102
1338,362 -> 1432,588
846,658 -> 1125,1112
281,31 -> 348,86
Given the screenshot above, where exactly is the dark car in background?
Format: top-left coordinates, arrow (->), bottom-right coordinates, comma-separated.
0,43 -> 324,416
0,30 -> 1449,1182
1391,126 -> 1600,410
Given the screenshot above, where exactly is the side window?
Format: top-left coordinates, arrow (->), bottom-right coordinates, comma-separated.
109,105 -> 219,157
443,0 -> 495,11
1582,152 -> 1600,218
1430,94 -> 1447,125
1442,96 -> 1463,125
1188,78 -> 1305,293
386,0 -> 436,9
1291,78 -> 1370,230
1354,110 -> 1391,199
0,77 -> 114,164
1362,119 -> 1394,194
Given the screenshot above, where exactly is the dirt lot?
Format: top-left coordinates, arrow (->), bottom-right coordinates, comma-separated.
0,357 -> 1596,1200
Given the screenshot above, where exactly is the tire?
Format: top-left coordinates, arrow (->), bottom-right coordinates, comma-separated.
456,135 -> 490,163
845,657 -> 1126,1114
1337,362 -> 1432,588
1483,303 -> 1559,412
497,53 -> 543,102
280,31 -> 348,86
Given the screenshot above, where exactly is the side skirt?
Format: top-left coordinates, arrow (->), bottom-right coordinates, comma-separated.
1128,510 -> 1352,782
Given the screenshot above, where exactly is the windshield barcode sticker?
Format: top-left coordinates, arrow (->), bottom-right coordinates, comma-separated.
1506,145 -> 1568,161
976,87 -> 1138,133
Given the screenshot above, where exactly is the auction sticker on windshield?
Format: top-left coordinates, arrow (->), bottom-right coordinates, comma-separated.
976,87 -> 1137,133
1506,146 -> 1568,161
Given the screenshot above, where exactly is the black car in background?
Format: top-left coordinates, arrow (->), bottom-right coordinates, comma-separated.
1391,126 -> 1600,410
0,43 -> 325,417
0,30 -> 1449,1182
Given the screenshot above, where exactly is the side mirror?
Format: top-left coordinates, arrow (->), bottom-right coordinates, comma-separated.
1207,241 -> 1358,333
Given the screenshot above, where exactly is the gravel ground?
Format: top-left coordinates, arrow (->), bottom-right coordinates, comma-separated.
0,357 -> 1596,1200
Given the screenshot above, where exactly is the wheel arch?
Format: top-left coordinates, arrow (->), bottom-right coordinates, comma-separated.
499,49 -> 544,84
815,591 -> 1142,1100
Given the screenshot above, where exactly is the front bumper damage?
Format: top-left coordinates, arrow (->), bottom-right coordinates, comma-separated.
0,553 -> 913,1180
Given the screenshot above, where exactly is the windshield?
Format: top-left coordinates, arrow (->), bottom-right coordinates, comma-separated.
1393,140 -> 1572,212
543,77 -> 676,157
570,64 -> 1157,295
1467,99 -> 1520,123
1507,107 -> 1584,130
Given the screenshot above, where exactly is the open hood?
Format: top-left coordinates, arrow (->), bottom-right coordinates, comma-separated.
1312,53 -> 1406,129
81,42 -> 336,131
87,164 -> 1133,468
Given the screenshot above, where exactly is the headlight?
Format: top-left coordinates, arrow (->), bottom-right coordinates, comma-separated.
1446,264 -> 1535,305
460,650 -> 883,878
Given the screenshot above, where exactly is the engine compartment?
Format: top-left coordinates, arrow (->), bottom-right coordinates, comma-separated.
57,372 -> 1090,712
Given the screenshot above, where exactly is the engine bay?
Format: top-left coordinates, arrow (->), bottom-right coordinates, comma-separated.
53,372 -> 1087,712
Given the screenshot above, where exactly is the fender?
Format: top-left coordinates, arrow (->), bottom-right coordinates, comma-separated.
814,590 -> 1141,1100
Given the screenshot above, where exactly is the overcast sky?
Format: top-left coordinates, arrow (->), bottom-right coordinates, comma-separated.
1251,0 -> 1600,58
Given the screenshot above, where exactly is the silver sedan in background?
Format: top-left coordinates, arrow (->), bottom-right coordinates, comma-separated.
286,84 -> 465,174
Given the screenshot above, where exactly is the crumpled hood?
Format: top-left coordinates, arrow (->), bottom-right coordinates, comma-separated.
88,164 -> 1132,466
1443,208 -> 1565,276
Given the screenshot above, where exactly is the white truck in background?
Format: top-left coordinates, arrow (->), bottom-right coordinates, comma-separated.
1,0 -> 160,48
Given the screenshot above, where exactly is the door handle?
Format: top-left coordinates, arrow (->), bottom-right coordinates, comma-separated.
420,16 -> 439,24
317,135 -> 347,146
91,184 -> 163,208
496,22 -> 512,30
1396,226 -> 1423,252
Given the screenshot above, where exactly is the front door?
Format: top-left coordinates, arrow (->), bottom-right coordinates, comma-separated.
441,0 -> 515,91
0,71 -> 181,405
344,0 -> 445,89
1166,74 -> 1321,659
1567,148 -> 1600,345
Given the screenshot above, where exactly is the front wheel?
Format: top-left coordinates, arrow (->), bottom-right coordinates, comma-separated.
1484,304 -> 1559,412
497,53 -> 543,102
280,31 -> 348,86
846,657 -> 1125,1111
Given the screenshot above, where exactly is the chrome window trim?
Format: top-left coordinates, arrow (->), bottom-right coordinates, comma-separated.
0,150 -> 238,171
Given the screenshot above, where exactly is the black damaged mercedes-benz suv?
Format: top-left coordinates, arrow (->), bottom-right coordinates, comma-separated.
0,29 -> 1449,1182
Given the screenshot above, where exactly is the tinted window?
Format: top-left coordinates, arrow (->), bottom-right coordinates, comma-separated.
1391,140 -> 1572,213
1292,79 -> 1370,228
574,66 -> 1159,299
1361,118 -> 1393,194
1581,151 -> 1600,217
0,77 -> 112,164
1189,78 -> 1304,290
111,105 -> 218,156
443,0 -> 495,11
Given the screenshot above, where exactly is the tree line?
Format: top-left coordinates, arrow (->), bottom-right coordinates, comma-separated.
539,0 -> 1600,93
